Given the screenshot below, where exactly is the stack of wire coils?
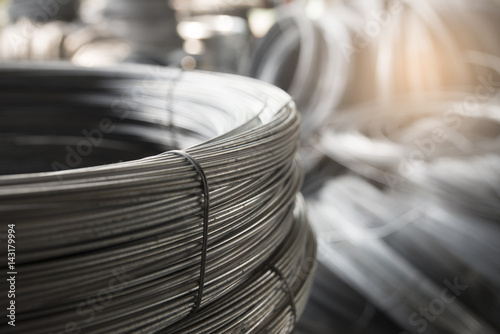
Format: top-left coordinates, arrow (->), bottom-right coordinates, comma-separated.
8,0 -> 80,23
0,63 -> 316,334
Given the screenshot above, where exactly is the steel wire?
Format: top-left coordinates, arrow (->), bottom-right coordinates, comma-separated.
0,63 -> 315,334
250,1 -> 500,333
249,0 -> 500,139
249,3 -> 349,138
307,91 -> 500,333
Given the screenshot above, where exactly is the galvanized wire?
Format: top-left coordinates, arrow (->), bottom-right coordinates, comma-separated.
250,1 -> 500,333
0,63 -> 315,334
307,92 -> 500,333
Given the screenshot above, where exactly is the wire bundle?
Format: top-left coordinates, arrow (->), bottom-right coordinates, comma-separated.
0,63 -> 315,333
249,4 -> 348,138
295,261 -> 403,334
318,91 -> 500,186
305,77 -> 500,334
307,172 -> 499,334
248,0 -> 500,333
249,0 -> 500,138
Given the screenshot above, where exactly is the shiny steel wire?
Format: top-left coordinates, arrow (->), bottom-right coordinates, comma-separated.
307,93 -> 500,333
316,87 -> 500,186
317,91 -> 500,187
309,176 -> 499,334
295,261 -> 402,334
249,0 -> 500,138
249,3 -> 348,139
250,1 -> 500,333
0,63 -> 316,334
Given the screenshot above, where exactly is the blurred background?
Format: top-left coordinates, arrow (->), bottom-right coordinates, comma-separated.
0,0 -> 278,70
1,0 -> 500,333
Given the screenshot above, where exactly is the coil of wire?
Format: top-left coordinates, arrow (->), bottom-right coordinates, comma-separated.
249,1 -> 500,333
249,4 -> 348,139
0,63 -> 316,334
305,90 -> 500,333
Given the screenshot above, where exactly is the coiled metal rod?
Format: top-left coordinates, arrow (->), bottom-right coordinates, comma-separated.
0,63 -> 316,334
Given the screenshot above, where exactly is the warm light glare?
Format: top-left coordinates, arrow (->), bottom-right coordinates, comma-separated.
178,21 -> 212,40
214,15 -> 235,34
248,9 -> 275,38
306,0 -> 325,20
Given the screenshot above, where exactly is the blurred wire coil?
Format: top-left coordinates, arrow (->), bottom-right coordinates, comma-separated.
317,90 -> 500,187
0,63 -> 316,333
250,0 -> 500,139
305,91 -> 500,333
248,0 -> 500,332
249,4 -> 348,138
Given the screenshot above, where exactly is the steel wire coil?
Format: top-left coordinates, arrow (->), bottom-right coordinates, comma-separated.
306,91 -> 500,333
250,1 -> 500,333
0,63 -> 315,334
295,261 -> 403,334
317,91 -> 500,187
249,0 -> 500,139
309,175 -> 499,334
249,4 -> 348,138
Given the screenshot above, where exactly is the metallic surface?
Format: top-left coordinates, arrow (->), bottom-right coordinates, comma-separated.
0,63 -> 316,333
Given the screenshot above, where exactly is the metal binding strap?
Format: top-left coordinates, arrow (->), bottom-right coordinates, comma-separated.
169,150 -> 210,316
268,264 -> 297,324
